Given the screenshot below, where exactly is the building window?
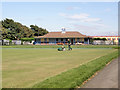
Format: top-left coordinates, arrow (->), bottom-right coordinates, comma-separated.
66,38 -> 68,41
61,38 -> 63,41
84,38 -> 88,41
108,38 -> 110,40
56,38 -> 58,41
77,38 -> 80,42
113,38 -> 115,40
44,38 -> 47,43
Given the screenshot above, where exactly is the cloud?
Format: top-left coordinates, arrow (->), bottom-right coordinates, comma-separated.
69,13 -> 89,19
72,23 -> 109,31
72,24 -> 98,31
59,13 -> 101,23
95,23 -> 108,28
59,13 -> 67,17
83,31 -> 118,36
35,17 -> 43,21
83,18 -> 101,22
71,24 -> 117,36
59,13 -> 107,33
104,8 -> 111,12
92,31 -> 118,36
67,6 -> 81,10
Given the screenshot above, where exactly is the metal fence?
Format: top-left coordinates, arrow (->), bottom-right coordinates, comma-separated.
93,40 -> 115,45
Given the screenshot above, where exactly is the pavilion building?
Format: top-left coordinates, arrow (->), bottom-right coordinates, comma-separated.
34,30 -> 91,45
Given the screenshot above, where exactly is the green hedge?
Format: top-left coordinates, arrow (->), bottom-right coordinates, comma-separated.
93,38 -> 107,41
21,38 -> 34,42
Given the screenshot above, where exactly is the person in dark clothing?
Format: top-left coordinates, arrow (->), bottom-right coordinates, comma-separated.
68,39 -> 72,50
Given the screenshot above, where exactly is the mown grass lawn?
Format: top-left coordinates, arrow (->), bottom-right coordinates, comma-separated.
2,48 -> 117,88
1,44 -> 119,49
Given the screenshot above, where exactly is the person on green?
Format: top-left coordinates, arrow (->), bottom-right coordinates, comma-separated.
68,39 -> 72,50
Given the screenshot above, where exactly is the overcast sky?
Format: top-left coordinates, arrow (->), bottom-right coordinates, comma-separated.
2,2 -> 118,36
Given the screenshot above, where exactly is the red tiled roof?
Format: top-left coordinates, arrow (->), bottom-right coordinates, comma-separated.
35,31 -> 88,38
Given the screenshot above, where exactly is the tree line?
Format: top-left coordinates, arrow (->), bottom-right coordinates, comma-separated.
0,18 -> 48,40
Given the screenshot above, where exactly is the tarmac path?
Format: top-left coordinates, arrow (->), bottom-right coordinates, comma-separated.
82,57 -> 119,88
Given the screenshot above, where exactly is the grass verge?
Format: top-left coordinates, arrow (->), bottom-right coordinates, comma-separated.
32,50 -> 118,88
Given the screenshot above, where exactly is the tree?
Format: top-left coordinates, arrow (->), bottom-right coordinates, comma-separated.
1,18 -> 34,40
0,23 -> 8,39
30,25 -> 48,36
1,18 -> 48,40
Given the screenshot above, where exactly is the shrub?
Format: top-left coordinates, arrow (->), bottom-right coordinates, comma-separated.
21,38 -> 34,42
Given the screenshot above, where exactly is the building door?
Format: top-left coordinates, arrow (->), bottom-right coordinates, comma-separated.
71,39 -> 73,45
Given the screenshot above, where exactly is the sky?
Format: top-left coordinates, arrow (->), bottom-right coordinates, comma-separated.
2,2 -> 118,36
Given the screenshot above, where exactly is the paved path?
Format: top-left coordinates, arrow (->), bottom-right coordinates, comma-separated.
82,57 -> 118,88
